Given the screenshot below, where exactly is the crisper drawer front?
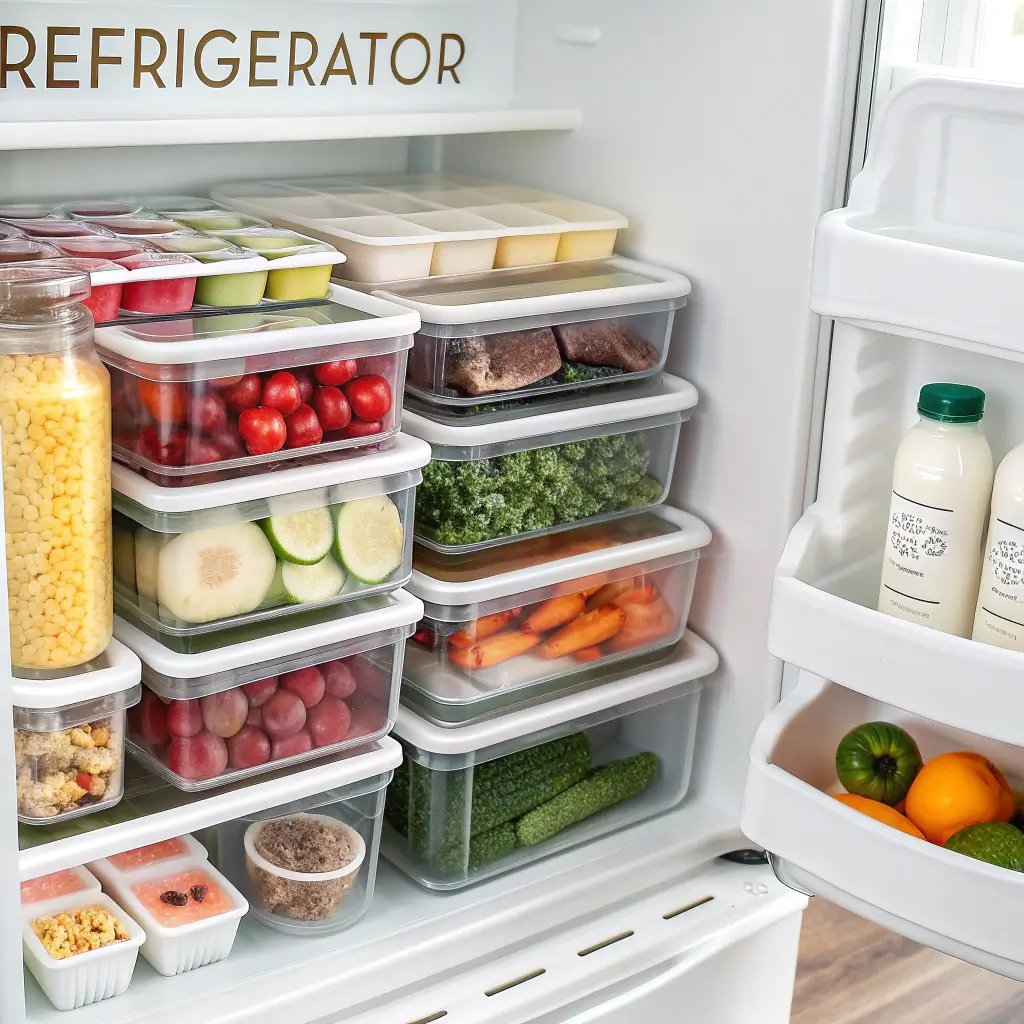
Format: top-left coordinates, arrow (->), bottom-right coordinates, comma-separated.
741,675 -> 1024,979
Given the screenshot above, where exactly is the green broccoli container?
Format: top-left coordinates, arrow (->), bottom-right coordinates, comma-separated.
403,374 -> 698,555
382,633 -> 715,889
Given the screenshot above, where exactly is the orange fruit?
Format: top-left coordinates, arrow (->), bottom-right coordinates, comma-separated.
905,751 -> 1015,845
832,793 -> 925,839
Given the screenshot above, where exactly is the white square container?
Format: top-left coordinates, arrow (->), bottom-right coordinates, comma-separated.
383,632 -> 717,890
22,891 -> 145,1012
21,866 -> 101,907
404,375 -> 697,553
405,507 -> 711,723
111,435 -> 430,637
101,857 -> 248,977
116,591 -> 422,790
88,833 -> 210,889
377,257 -> 691,407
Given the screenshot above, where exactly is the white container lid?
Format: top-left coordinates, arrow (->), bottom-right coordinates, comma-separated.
95,285 -> 419,364
403,374 -> 697,447
409,506 -> 710,608
13,638 -> 142,710
372,257 -> 691,326
394,630 -> 718,755
111,433 -> 430,514
114,590 -> 423,679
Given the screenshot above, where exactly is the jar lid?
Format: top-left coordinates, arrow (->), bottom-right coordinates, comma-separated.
918,382 -> 986,423
0,265 -> 90,315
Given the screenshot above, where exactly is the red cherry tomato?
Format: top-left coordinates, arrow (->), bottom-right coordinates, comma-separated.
188,392 -> 228,436
342,418 -> 383,439
343,375 -> 392,421
75,772 -> 93,791
238,407 -> 287,455
135,427 -> 187,466
261,371 -> 303,416
292,367 -> 316,404
315,359 -> 358,387
312,386 -> 352,431
137,381 -> 189,426
184,438 -> 223,465
285,404 -> 323,448
220,374 -> 263,415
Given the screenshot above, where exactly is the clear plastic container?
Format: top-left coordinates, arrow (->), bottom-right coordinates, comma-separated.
7,219 -> 104,240
0,203 -> 56,220
116,252 -> 199,314
405,507 -> 710,723
148,238 -> 269,308
0,266 -> 114,669
21,865 -> 101,905
88,217 -> 183,237
110,435 -> 429,636
32,258 -> 123,323
0,239 -> 63,263
117,590 -> 420,790
97,289 -> 418,482
377,257 -> 691,407
383,634 -> 715,889
62,201 -> 146,220
54,236 -> 146,261
405,374 -> 697,554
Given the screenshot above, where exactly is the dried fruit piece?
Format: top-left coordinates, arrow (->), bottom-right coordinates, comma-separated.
190,884 -> 209,903
159,890 -> 189,906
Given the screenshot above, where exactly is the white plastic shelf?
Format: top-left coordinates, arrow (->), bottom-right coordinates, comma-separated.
741,676 -> 1024,982
0,109 -> 582,152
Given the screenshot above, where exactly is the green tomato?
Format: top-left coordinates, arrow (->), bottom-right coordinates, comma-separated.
835,721 -> 922,805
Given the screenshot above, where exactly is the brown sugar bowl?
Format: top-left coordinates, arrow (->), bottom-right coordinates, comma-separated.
243,813 -> 365,926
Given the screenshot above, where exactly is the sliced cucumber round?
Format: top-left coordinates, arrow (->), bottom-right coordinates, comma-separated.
261,507 -> 335,565
257,562 -> 287,610
156,523 -> 277,624
134,526 -> 165,603
281,554 -> 347,604
333,496 -> 404,585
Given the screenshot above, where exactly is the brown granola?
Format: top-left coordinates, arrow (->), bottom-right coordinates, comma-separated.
32,907 -> 129,960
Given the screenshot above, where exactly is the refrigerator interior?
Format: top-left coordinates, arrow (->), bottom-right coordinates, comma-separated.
0,0 -> 865,1019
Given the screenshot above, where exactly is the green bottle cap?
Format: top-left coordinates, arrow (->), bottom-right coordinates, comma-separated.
917,383 -> 986,423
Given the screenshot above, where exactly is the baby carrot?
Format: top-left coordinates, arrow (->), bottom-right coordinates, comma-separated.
447,630 -> 541,669
523,593 -> 587,634
449,609 -> 522,649
537,605 -> 627,659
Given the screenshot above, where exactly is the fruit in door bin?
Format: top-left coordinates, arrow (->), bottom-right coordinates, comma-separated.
227,725 -> 272,771
306,695 -> 352,747
321,660 -> 357,699
242,677 -> 278,707
285,404 -> 323,448
166,699 -> 203,738
262,689 -> 307,738
905,751 -> 1015,845
137,380 -> 189,425
315,359 -> 358,386
238,407 -> 287,455
220,374 -> 263,414
340,418 -> 383,439
139,691 -> 170,747
200,690 -> 249,738
945,821 -> 1024,871
835,722 -> 923,806
188,392 -> 228,435
281,667 -> 326,708
270,729 -> 313,760
261,371 -> 303,416
167,731 -> 229,781
344,375 -> 392,421
312,386 -> 352,431
292,367 -> 315,404
832,793 -> 926,839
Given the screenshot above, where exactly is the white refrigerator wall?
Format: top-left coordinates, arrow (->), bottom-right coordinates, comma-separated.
446,0 -> 862,815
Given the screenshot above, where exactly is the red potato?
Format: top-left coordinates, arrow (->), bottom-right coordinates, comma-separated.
200,689 -> 248,739
345,693 -> 386,740
262,371 -> 303,416
139,690 -> 169,747
312,386 -> 352,431
245,705 -> 264,728
307,695 -> 352,748
167,731 -> 228,781
270,729 -> 313,760
285,404 -> 323,448
184,438 -> 222,465
243,677 -> 278,707
315,359 -> 358,386
166,699 -> 203,738
188,392 -> 228,435
293,367 -> 315,404
344,375 -> 392,421
220,374 -> 263,414
321,659 -> 357,699
227,725 -> 271,770
262,689 -> 306,738
281,666 -> 326,708
341,418 -> 383,439
238,407 -> 287,455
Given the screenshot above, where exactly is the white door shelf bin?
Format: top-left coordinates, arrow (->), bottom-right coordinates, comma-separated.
741,676 -> 1024,981
811,76 -> 1024,361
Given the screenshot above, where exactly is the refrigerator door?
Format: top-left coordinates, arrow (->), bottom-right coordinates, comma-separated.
744,74 -> 1024,978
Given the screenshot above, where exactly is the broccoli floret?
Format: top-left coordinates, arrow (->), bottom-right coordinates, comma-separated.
559,362 -> 625,384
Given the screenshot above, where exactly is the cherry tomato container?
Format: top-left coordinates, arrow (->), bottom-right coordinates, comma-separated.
116,253 -> 199,314
119,590 -> 420,790
33,258 -> 123,323
97,286 -> 417,482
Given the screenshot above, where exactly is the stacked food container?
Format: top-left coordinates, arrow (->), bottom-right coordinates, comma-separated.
210,174 -> 720,889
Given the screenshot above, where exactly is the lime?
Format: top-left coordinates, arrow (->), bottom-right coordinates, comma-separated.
944,822 -> 1024,871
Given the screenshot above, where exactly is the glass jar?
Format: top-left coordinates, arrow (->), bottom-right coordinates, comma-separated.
0,267 -> 112,670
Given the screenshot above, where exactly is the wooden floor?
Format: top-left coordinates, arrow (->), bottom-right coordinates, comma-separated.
791,899 -> 1024,1023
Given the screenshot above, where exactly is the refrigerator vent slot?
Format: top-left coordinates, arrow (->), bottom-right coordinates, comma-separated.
405,1013 -> 448,1024
663,894 -> 714,920
577,929 -> 635,957
484,968 -> 547,997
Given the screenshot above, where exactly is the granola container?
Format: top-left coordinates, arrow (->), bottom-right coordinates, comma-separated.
375,257 -> 690,408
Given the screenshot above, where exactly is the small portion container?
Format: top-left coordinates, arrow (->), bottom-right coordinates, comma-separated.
175,211 -> 270,233
208,228 -> 340,301
62,201 -> 146,220
6,219 -> 102,240
116,252 -> 199,314
0,203 -> 55,220
21,865 -> 101,906
148,237 -> 269,307
22,890 -> 146,1011
111,434 -> 429,636
131,196 -> 228,217
89,834 -> 209,887
118,590 -> 421,789
406,507 -> 710,723
0,266 -> 114,669
100,856 -> 247,977
98,288 -> 418,481
0,239 -> 63,263
378,256 -> 691,407
384,633 -> 716,889
54,236 -> 147,261
406,374 -> 697,554
33,258 -> 123,323
0,224 -> 27,240
88,216 -> 183,237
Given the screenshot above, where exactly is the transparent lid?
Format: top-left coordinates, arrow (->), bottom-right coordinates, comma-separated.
0,203 -> 55,220
174,211 -> 270,232
0,265 -> 90,316
62,201 -> 146,219
115,251 -> 199,271
34,257 -> 121,275
131,196 -> 226,216
90,216 -> 182,236
55,236 -> 148,258
149,235 -> 249,257
212,228 -> 337,257
0,224 -> 27,241
0,239 -> 64,263
8,219 -> 101,239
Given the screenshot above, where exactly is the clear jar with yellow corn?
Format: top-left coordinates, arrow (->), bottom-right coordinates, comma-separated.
0,267 -> 112,670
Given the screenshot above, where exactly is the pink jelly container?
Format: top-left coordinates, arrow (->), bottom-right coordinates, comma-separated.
117,252 -> 198,314
0,203 -> 54,220
56,236 -> 147,260
12,219 -> 100,239
64,201 -> 141,219
33,258 -> 123,323
90,217 -> 181,236
0,239 -> 63,263
0,225 -> 27,241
